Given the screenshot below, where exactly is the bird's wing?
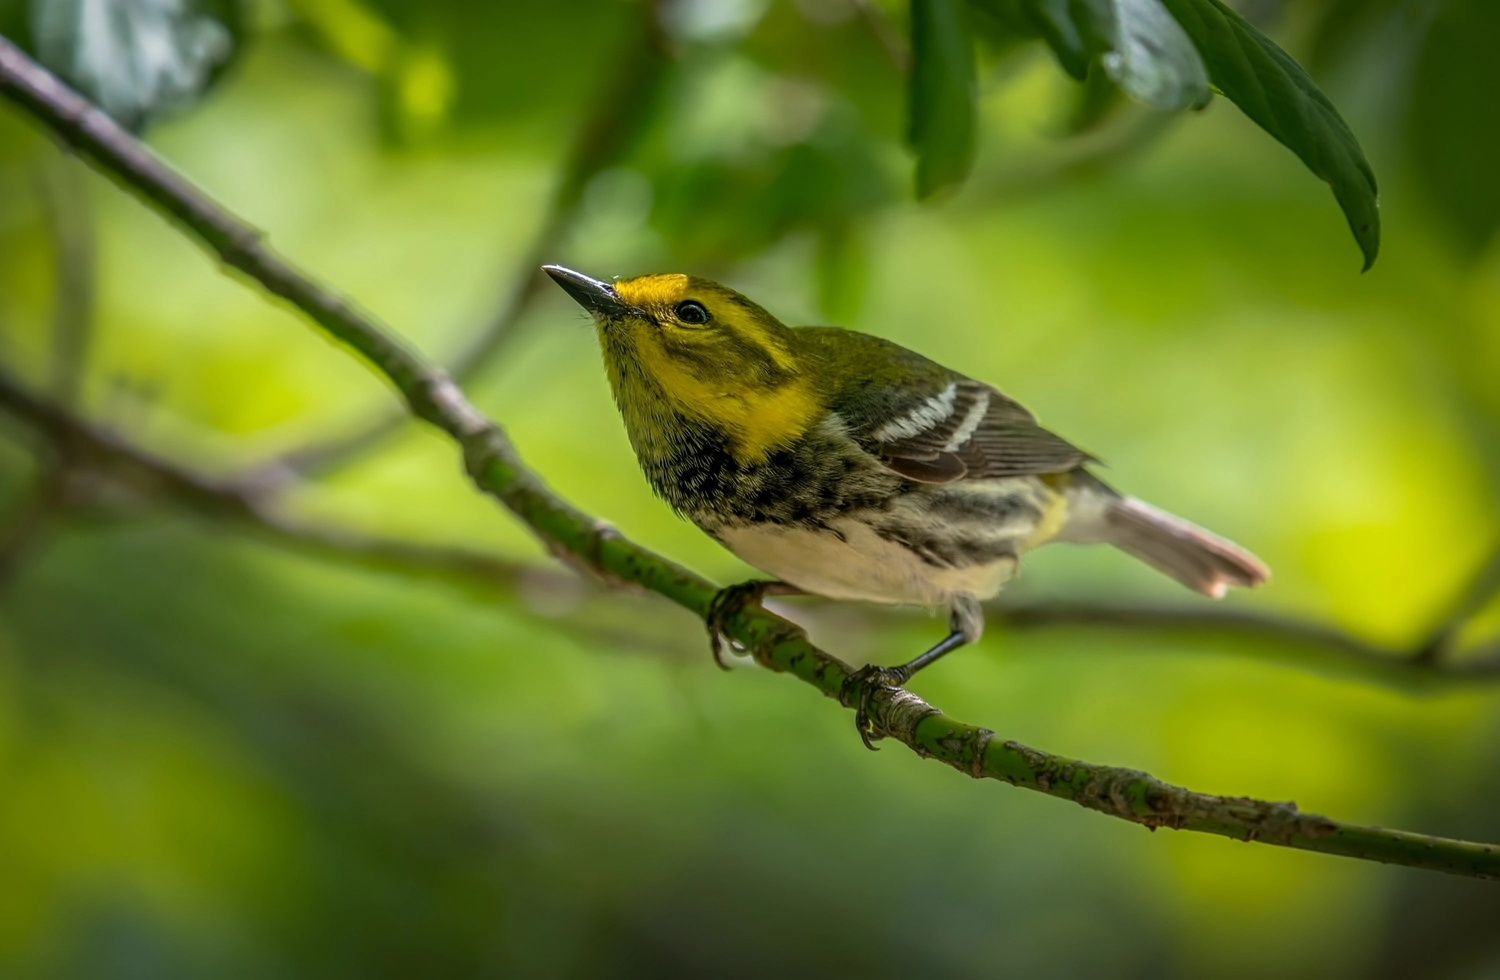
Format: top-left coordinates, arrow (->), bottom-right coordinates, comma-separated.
799,326 -> 1093,484
864,377 -> 1091,483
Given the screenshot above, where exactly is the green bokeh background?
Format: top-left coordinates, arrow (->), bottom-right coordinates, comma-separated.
1,0 -> 1499,976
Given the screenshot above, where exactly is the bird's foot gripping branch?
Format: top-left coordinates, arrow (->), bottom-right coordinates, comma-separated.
1,35 -> 1497,880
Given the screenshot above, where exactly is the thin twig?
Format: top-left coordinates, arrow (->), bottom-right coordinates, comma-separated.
3,36 -> 1497,879
991,601 -> 1500,686
1413,543 -> 1500,663
0,366 -> 698,661
0,368 -> 263,520
269,5 -> 673,480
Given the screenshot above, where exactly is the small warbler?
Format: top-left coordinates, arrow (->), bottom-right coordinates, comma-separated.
544,265 -> 1268,742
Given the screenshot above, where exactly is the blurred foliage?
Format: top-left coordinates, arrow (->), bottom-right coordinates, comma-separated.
1407,0 -> 1500,260
1159,0 -> 1380,268
970,0 -> 1208,110
1303,0 -> 1500,260
288,0 -> 643,145
1,0 -> 1500,976
909,0 -> 978,196
920,0 -> 1379,268
1,0 -> 240,130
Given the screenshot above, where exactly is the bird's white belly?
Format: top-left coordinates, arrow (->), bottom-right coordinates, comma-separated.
716,518 -> 1015,607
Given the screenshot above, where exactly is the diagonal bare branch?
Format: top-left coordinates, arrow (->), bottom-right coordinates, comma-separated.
3,35 -> 1497,879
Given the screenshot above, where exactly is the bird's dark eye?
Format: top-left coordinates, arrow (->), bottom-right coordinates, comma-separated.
675,300 -> 710,325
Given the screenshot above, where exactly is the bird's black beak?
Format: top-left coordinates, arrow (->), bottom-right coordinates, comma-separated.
542,265 -> 632,318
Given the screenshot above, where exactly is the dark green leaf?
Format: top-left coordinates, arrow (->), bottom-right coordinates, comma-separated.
1159,0 -> 1380,270
968,0 -> 1207,110
1036,0 -> 1094,77
1408,0 -> 1500,258
1068,0 -> 1115,55
0,0 -> 27,47
908,0 -> 977,198
966,0 -> 1047,54
971,0 -> 1105,79
1063,59 -> 1123,134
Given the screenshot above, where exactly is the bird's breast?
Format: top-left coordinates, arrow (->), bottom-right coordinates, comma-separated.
645,416 -> 896,527
715,478 -> 1057,606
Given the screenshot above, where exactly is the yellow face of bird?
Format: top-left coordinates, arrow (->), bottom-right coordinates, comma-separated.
545,267 -> 823,462
607,272 -> 798,388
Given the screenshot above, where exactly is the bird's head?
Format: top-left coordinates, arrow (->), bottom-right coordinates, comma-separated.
543,265 -> 822,461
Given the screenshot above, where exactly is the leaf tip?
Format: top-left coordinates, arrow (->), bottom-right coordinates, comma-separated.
1356,217 -> 1380,272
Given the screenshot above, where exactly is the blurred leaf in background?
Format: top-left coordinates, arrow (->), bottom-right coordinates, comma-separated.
22,0 -> 238,130
970,0 -> 1208,109
1407,0 -> 1500,261
909,0 -> 977,196
291,0 -> 640,144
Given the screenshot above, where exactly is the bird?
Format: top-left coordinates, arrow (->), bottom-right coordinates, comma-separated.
543,264 -> 1268,745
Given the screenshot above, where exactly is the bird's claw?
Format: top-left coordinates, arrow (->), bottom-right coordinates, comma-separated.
706,581 -> 777,670
844,664 -> 912,751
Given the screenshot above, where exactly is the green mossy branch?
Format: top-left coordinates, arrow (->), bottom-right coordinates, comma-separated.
2,35 -> 1495,880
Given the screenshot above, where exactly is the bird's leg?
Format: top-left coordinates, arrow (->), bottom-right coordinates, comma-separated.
706,580 -> 803,669
846,632 -> 966,750
847,597 -> 984,750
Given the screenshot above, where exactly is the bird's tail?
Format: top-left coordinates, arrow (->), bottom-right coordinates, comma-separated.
1062,472 -> 1269,598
